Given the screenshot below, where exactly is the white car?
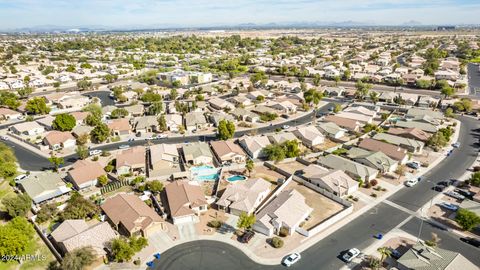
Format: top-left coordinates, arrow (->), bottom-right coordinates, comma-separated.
0,135 -> 9,141
405,178 -> 419,187
445,191 -> 465,200
282,253 -> 301,267
157,134 -> 167,139
342,248 -> 361,262
452,142 -> 461,148
282,125 -> 290,130
89,149 -> 102,156
14,174 -> 28,182
118,144 -> 130,149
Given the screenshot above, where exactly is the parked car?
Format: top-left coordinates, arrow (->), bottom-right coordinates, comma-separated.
454,188 -> 475,199
432,185 -> 446,192
89,149 -> 102,156
282,125 -> 290,130
439,202 -> 459,211
118,144 -> 130,149
127,138 -> 135,142
282,253 -> 301,267
444,191 -> 465,200
452,142 -> 461,148
14,174 -> 28,182
0,135 -> 9,141
342,248 -> 361,262
405,178 -> 419,187
460,237 -> 480,248
156,134 -> 167,139
437,180 -> 452,187
406,161 -> 420,169
240,230 -> 255,243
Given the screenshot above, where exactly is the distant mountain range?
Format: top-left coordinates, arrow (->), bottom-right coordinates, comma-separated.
2,20 -> 474,33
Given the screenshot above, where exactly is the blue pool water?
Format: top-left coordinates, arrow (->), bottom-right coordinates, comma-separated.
227,175 -> 247,182
191,165 -> 219,181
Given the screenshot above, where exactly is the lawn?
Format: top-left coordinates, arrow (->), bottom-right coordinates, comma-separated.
0,180 -> 15,212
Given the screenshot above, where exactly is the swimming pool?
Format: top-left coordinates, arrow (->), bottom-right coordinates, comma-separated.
227,175 -> 247,182
191,165 -> 219,181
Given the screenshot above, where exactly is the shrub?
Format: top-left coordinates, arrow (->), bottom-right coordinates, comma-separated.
370,193 -> 378,198
279,227 -> 289,237
207,220 -> 222,229
271,237 -> 284,248
364,182 -> 372,189
370,179 -> 378,186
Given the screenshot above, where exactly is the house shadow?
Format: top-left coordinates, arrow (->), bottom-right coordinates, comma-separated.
217,222 -> 236,235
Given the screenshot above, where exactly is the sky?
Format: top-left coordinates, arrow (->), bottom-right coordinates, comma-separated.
0,0 -> 479,30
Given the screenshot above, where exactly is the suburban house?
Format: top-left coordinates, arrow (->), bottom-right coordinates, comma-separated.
116,147 -> 146,175
231,108 -> 260,123
124,104 -> 144,117
317,122 -> 347,140
396,242 -> 477,270
43,131 -> 76,150
10,121 -> 45,136
70,111 -> 89,125
358,138 -> 409,164
149,144 -> 179,172
373,133 -> 424,154
301,164 -> 358,196
348,148 -> 399,174
217,178 -> 271,215
165,114 -> 183,132
182,142 -> 213,166
324,115 -> 362,132
239,135 -> 271,159
343,106 -> 377,118
387,127 -> 431,142
293,126 -> 325,147
50,220 -> 117,256
164,181 -> 208,224
0,108 -> 22,120
395,119 -> 438,133
208,112 -> 235,127
253,189 -> 313,237
270,100 -> 297,114
184,112 -> 208,131
268,132 -> 298,144
210,140 -> 247,165
317,154 -> 379,181
406,108 -> 443,120
107,118 -> 131,136
208,98 -> 235,111
335,111 -> 373,124
17,172 -> 71,204
134,116 -> 160,134
66,160 -> 106,190
101,193 -> 163,237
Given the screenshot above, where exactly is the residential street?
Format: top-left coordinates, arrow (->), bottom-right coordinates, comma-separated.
153,115 -> 480,270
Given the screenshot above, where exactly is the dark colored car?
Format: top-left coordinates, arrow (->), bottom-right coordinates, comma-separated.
454,188 -> 476,200
432,185 -> 446,192
240,230 -> 255,243
460,237 -> 480,248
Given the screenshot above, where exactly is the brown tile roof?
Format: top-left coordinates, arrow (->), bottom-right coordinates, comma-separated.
165,181 -> 207,218
107,118 -> 131,132
324,115 -> 362,131
70,111 -> 89,122
210,140 -> 245,158
387,127 -> 431,142
101,193 -> 161,233
0,107 -> 20,116
358,138 -> 407,161
44,131 -> 75,145
67,160 -> 105,186
116,147 -> 145,169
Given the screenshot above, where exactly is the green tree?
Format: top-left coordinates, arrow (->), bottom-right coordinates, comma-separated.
369,92 -> 379,104
250,71 -> 268,85
77,79 -> 93,91
262,143 -> 286,163
110,108 -> 129,119
36,203 -> 58,224
146,180 -> 164,193
217,119 -> 235,140
0,143 -> 17,178
2,193 -> 32,218
170,89 -> 178,100
97,175 -> 108,186
455,208 -> 480,231
90,123 -> 110,143
0,217 -> 35,257
48,154 -> 64,172
52,113 -> 76,131
283,140 -> 300,158
111,236 -> 148,262
158,115 -> 167,132
148,102 -> 163,115
304,89 -> 323,107
104,74 -> 118,83
61,246 -> 95,270
333,103 -> 342,113
245,159 -> 254,176
141,91 -> 162,103
195,94 -> 205,101
444,107 -> 455,118
75,145 -> 89,160
469,172 -> 480,187
416,79 -> 432,89
237,212 -> 256,231
17,87 -> 33,98
377,247 -> 392,263
60,193 -> 98,221
441,85 -> 455,98
25,97 -> 50,115
355,80 -> 372,100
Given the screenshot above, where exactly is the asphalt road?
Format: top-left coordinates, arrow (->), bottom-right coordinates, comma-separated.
9,103 -> 336,171
151,115 -> 480,270
468,63 -> 480,96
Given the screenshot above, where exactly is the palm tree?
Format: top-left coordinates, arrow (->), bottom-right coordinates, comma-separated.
245,159 -> 254,176
369,92 -> 379,104
304,89 -> 323,123
377,247 -> 392,264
